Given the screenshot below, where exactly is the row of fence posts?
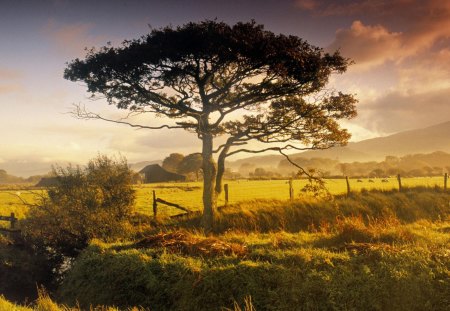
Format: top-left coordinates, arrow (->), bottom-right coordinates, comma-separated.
223,173 -> 449,203
345,173 -> 448,196
150,173 -> 449,214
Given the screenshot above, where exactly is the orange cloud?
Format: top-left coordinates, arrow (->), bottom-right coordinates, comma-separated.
0,68 -> 22,80
294,0 -> 318,10
42,20 -> 108,57
328,21 -> 402,70
319,1 -> 450,134
355,88 -> 450,134
296,0 -> 432,18
0,68 -> 22,94
326,0 -> 450,70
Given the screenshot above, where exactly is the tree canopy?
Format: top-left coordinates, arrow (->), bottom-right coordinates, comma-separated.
64,20 -> 357,232
162,153 -> 185,173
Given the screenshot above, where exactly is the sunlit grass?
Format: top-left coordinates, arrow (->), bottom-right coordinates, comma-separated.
0,177 -> 448,219
58,217 -> 450,310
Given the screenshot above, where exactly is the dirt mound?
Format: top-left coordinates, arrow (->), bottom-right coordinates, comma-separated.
134,231 -> 247,257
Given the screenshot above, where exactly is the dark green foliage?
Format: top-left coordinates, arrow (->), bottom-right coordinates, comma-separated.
64,20 -> 357,231
0,236 -> 53,302
56,189 -> 450,310
59,237 -> 450,311
162,153 -> 185,173
178,153 -> 203,180
22,155 -> 136,257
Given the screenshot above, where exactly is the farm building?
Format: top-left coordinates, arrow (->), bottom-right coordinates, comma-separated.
35,177 -> 59,187
139,164 -> 186,183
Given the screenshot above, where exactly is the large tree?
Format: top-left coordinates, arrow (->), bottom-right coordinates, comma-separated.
162,153 -> 185,173
64,20 -> 357,232
178,153 -> 203,181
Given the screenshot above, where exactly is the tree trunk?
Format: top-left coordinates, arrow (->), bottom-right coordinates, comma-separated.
201,133 -> 217,234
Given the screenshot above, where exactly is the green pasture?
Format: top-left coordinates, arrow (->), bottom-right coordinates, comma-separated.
0,176 -> 447,219
135,176 -> 447,215
0,190 -> 41,225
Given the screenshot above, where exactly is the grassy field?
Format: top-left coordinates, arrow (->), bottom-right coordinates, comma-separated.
135,176 -> 447,215
57,190 -> 450,310
0,176 -> 448,219
1,188 -> 449,310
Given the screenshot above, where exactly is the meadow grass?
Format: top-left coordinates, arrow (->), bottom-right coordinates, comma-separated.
58,218 -> 450,310
1,187 -> 449,310
1,177 -> 447,219
133,176 -> 447,216
58,188 -> 450,310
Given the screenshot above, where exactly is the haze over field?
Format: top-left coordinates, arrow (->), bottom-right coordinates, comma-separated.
1,0 -> 450,175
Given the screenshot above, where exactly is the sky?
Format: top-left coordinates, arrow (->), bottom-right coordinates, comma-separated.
1,0 -> 450,176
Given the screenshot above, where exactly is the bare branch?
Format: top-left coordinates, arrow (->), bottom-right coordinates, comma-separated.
6,191 -> 46,208
71,104 -> 191,130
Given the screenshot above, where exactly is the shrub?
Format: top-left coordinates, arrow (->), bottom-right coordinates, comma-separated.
22,155 -> 136,258
0,237 -> 53,303
58,237 -> 450,311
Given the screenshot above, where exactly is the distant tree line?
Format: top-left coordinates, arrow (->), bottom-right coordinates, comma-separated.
162,153 -> 203,181
236,151 -> 450,179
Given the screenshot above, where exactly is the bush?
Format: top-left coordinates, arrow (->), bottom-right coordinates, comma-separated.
58,238 -> 450,310
22,155 -> 136,257
0,237 -> 53,302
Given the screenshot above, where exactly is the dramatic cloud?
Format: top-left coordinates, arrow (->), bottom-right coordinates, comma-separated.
302,1 -> 450,70
312,0 -> 450,134
294,0 -> 445,20
328,21 -> 402,70
355,88 -> 450,133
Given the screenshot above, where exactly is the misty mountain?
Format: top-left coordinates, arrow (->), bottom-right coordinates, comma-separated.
228,120 -> 450,169
0,159 -> 161,178
0,160 -> 55,178
3,121 -> 450,178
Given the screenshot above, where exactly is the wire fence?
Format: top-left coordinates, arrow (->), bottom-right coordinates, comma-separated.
1,175 -> 447,218
134,175 -> 449,216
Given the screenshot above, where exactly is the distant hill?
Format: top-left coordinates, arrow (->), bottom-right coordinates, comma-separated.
228,121 -> 450,169
3,121 -> 450,178
346,121 -> 450,158
0,161 -> 55,178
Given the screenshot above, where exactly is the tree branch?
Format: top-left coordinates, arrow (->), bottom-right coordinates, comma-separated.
71,104 -> 190,130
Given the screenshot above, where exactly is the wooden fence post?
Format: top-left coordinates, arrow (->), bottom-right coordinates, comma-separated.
224,184 -> 229,206
152,190 -> 157,218
289,179 -> 294,201
444,173 -> 448,191
345,176 -> 351,196
397,174 -> 402,192
10,213 -> 16,230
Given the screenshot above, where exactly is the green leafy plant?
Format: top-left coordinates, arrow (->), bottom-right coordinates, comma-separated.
22,155 -> 136,258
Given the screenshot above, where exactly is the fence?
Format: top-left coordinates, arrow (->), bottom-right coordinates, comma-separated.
132,175 -> 450,216
220,173 -> 449,203
152,190 -> 193,218
343,173 -> 448,196
0,213 -> 20,241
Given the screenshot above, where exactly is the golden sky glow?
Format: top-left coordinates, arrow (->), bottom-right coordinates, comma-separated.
1,0 -> 449,176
